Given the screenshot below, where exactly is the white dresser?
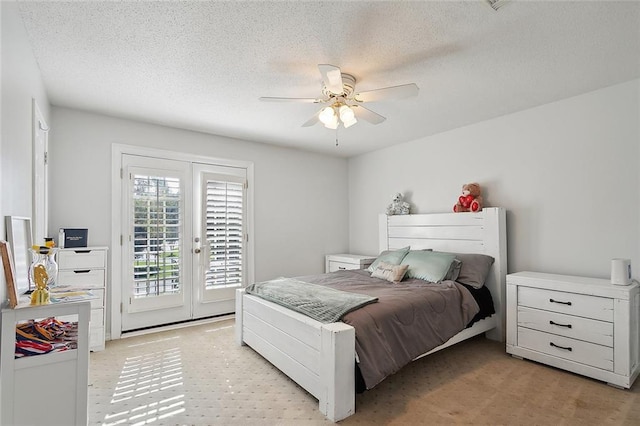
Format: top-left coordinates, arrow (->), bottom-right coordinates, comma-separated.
506,271 -> 640,388
57,246 -> 108,351
1,301 -> 90,425
325,254 -> 376,273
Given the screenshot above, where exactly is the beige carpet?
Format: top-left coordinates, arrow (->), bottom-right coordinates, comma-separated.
88,319 -> 640,425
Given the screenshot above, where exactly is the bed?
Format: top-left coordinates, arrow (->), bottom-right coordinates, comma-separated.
235,208 -> 507,421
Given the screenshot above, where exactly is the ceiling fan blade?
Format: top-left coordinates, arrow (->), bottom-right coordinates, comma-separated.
318,64 -> 344,95
301,112 -> 320,127
259,97 -> 321,103
352,105 -> 386,125
355,83 -> 419,103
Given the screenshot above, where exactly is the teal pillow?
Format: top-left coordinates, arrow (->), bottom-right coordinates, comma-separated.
367,246 -> 410,272
400,251 -> 456,282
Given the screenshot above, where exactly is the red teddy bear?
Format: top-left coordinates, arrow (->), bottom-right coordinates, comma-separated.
453,183 -> 483,213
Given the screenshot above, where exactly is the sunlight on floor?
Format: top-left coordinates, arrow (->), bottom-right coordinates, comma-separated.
204,324 -> 233,333
103,345 -> 185,425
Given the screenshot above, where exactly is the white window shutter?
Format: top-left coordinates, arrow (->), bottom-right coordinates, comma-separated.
204,176 -> 245,288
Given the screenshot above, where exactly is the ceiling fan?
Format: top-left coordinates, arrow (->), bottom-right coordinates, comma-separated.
260,64 -> 419,129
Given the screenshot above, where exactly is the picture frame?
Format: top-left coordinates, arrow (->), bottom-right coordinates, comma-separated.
5,216 -> 33,295
0,240 -> 19,308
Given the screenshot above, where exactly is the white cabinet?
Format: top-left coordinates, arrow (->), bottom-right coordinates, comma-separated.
57,246 -> 108,351
506,271 -> 640,388
325,254 -> 376,273
1,301 -> 90,425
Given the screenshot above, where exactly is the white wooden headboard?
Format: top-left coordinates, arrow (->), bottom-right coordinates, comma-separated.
379,207 -> 507,341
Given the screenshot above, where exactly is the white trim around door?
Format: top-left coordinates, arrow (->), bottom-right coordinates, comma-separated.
110,144 -> 255,340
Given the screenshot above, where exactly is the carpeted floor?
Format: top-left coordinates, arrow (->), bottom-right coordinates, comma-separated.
88,319 -> 640,425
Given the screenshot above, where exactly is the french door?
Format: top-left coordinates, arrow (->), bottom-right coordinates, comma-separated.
192,163 -> 246,318
120,155 -> 247,331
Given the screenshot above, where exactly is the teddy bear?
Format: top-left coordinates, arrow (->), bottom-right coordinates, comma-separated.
453,183 -> 483,213
386,193 -> 410,215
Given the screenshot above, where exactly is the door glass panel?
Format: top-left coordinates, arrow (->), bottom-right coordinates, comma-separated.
122,155 -> 191,330
205,179 -> 243,289
132,174 -> 182,299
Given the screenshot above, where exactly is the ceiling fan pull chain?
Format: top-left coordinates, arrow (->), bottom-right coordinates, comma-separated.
335,128 -> 339,147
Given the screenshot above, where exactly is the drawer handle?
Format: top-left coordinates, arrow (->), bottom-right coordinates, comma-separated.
549,320 -> 572,328
74,250 -> 92,254
338,267 -> 346,270
549,298 -> 572,306
550,342 -> 572,351
73,270 -> 91,274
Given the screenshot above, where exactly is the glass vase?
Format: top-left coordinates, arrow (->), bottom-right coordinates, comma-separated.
29,247 -> 59,289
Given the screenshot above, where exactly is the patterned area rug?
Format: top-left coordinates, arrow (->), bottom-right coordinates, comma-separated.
89,319 -> 640,425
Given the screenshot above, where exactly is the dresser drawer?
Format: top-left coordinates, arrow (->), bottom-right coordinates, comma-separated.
328,261 -> 361,272
58,249 -> 106,269
518,327 -> 613,371
58,269 -> 105,288
90,308 -> 104,328
518,286 -> 613,322
88,289 -> 104,309
517,306 -> 613,347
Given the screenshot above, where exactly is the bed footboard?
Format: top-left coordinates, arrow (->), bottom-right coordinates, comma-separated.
235,288 -> 355,422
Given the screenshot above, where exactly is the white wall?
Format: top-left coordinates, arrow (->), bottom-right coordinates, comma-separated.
349,79 -> 640,280
3,0 -> 637,319
0,2 -> 51,303
49,107 -> 349,281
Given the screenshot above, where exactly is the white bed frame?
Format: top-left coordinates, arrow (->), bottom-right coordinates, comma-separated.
235,208 -> 507,422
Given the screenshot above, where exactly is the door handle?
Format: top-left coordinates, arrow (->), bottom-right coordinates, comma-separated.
194,248 -> 201,254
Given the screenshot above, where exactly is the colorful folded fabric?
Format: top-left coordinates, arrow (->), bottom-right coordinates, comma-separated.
14,317 -> 78,359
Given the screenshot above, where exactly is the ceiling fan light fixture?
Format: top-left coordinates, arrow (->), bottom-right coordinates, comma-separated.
342,116 -> 357,128
261,64 -> 418,132
319,106 -> 336,125
340,105 -> 357,128
339,105 -> 355,122
324,115 -> 339,129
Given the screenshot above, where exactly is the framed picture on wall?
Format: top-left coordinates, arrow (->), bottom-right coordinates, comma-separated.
5,216 -> 33,295
0,240 -> 19,308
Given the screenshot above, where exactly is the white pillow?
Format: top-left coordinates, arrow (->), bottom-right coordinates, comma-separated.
371,261 -> 409,283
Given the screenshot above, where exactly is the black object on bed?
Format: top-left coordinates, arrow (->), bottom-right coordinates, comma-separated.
460,282 -> 495,327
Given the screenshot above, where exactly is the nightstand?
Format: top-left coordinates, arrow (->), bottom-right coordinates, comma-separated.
325,254 -> 376,273
506,271 -> 640,388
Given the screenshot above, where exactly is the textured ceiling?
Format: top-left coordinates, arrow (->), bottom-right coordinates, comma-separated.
16,1 -> 640,157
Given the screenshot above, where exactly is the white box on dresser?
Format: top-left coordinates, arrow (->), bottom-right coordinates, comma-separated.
57,246 -> 108,351
506,271 -> 640,388
325,254 -> 376,273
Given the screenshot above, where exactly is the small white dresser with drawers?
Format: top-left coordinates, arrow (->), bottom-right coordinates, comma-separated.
57,246 -> 108,351
506,271 -> 640,388
325,254 -> 376,273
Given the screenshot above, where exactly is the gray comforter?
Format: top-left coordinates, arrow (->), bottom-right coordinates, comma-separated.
296,269 -> 480,390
